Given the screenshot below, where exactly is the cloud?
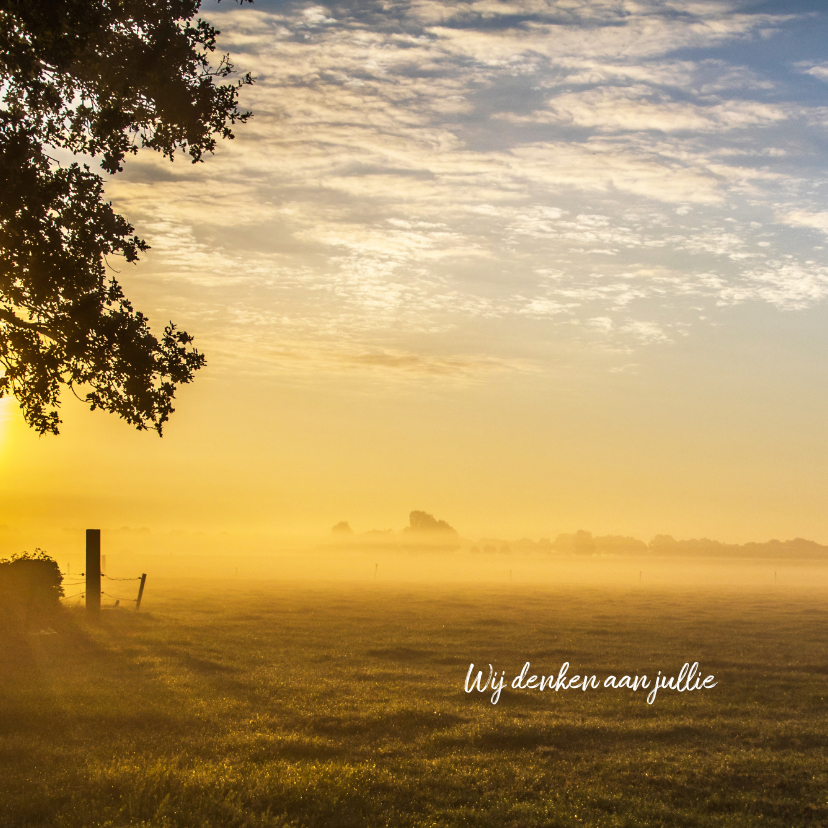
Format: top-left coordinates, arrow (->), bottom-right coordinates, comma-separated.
796,62 -> 828,82
506,87 -> 788,133
205,338 -> 540,380
778,210 -> 828,236
721,262 -> 828,310
103,0 -> 828,379
418,8 -> 784,64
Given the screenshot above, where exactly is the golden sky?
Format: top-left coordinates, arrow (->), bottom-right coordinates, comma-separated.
4,0 -> 828,547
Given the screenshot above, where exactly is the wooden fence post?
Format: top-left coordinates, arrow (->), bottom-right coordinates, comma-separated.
135,574 -> 147,612
86,529 -> 101,620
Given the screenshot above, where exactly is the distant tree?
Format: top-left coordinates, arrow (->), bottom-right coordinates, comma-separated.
0,0 -> 253,434
552,530 -> 596,555
593,535 -> 648,554
649,534 -> 678,549
573,530 -> 595,555
332,521 -> 353,535
405,511 -> 457,534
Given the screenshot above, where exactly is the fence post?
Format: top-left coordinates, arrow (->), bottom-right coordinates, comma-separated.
136,574 -> 147,612
86,529 -> 101,620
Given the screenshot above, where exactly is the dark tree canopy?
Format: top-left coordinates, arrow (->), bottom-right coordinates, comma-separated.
405,511 -> 457,534
0,0 -> 253,434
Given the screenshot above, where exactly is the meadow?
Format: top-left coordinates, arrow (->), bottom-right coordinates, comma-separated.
2,567 -> 828,827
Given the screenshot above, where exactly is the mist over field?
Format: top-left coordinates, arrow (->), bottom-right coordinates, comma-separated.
5,519 -> 828,827
8,518 -> 827,598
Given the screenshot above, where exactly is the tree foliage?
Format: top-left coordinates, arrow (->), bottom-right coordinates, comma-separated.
404,511 -> 457,534
0,0 -> 253,434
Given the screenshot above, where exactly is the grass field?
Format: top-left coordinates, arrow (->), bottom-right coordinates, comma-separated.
2,573 -> 828,827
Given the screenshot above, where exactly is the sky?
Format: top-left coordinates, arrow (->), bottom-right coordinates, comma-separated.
4,0 -> 828,549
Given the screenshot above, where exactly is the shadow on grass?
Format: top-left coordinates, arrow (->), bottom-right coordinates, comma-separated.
152,643 -> 239,674
366,646 -> 433,662
309,709 -> 467,740
0,608 -> 217,744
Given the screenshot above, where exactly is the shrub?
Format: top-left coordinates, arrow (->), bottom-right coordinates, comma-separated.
0,550 -> 64,633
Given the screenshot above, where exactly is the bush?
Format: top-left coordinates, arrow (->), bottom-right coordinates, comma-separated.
0,550 -> 64,633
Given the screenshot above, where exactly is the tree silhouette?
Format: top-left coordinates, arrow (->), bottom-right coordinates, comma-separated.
0,0 -> 253,434
405,511 -> 457,534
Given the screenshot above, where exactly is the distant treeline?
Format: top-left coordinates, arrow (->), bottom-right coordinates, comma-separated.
327,514 -> 828,558
481,531 -> 828,558
328,529 -> 828,558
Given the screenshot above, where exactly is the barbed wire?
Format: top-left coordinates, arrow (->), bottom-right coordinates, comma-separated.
102,590 -> 138,602
55,572 -> 145,606
60,574 -> 142,582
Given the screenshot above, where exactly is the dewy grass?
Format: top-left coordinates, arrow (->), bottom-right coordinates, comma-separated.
1,581 -> 827,827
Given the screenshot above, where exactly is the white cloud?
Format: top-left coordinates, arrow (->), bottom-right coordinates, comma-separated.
723,263 -> 828,310
796,62 -> 828,82
105,0 -> 828,378
504,87 -> 788,133
778,210 -> 828,235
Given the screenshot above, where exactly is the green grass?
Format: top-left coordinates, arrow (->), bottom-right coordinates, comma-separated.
2,580 -> 828,827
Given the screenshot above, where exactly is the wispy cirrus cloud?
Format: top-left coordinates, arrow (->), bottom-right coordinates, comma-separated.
105,0 -> 828,379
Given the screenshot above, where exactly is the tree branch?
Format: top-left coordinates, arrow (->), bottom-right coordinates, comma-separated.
0,308 -> 56,339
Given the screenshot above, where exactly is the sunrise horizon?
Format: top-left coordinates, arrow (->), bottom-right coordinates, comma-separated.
4,0 -> 828,555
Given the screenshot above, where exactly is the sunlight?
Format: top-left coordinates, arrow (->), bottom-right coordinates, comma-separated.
0,398 -> 11,449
